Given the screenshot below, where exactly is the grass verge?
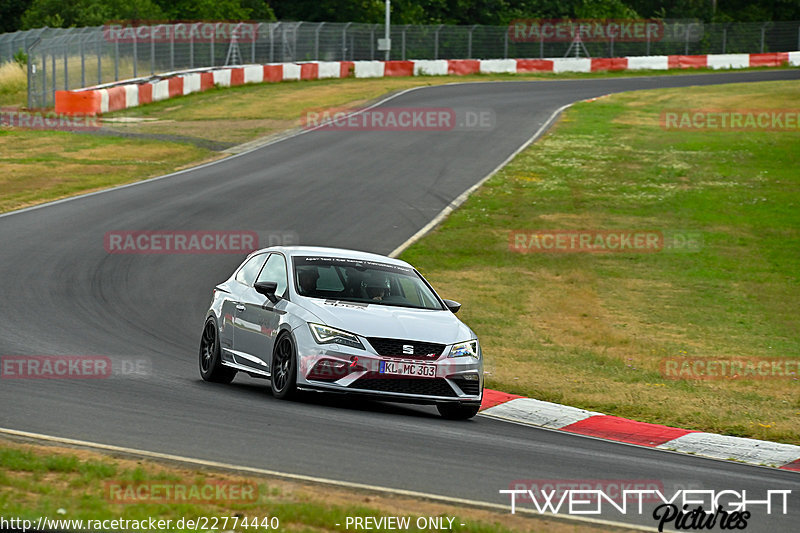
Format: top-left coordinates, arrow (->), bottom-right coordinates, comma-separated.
0,438 -> 631,532
0,61 -> 26,107
400,79 -> 800,445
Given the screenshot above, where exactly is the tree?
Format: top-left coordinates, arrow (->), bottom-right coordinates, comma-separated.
240,0 -> 276,21
18,0 -> 276,30
153,0 -> 251,21
575,0 -> 640,19
21,0 -> 165,28
268,0 -> 384,23
0,0 -> 33,33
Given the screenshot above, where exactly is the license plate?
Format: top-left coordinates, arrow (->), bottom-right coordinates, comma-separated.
379,360 -> 436,378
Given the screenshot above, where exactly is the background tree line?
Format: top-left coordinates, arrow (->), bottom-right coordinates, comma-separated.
2,0 -> 799,34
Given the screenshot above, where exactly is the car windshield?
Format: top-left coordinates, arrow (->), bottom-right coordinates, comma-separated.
292,256 -> 444,310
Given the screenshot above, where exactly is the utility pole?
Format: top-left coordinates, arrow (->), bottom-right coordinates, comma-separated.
378,0 -> 392,60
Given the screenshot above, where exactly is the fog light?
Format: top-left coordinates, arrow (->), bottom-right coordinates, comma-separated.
462,374 -> 479,381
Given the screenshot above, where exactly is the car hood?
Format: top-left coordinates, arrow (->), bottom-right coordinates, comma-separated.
297,297 -> 474,344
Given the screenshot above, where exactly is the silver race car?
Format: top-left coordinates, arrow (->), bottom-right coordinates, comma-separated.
199,246 -> 483,419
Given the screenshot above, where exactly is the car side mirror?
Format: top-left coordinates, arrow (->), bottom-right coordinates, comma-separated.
254,281 -> 279,304
443,299 -> 461,314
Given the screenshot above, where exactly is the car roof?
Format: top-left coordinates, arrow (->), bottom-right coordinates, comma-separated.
252,246 -> 414,268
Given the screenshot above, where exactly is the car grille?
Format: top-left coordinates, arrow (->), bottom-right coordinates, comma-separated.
350,373 -> 457,397
366,337 -> 445,360
451,377 -> 481,396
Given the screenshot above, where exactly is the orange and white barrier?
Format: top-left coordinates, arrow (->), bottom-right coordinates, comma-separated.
55,52 -> 799,116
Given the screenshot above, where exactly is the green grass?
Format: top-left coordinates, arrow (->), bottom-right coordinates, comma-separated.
0,440 -> 610,533
0,61 -> 26,107
400,79 -> 800,444
0,129 -> 213,213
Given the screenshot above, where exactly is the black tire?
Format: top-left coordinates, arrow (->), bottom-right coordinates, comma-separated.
437,402 -> 481,420
270,333 -> 297,400
199,317 -> 236,384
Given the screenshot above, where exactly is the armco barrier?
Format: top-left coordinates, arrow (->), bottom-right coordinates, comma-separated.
55,52 -> 800,116
627,55 -> 669,70
480,59 -> 518,74
707,53 -> 750,69
553,57 -> 592,73
415,60 -> 448,76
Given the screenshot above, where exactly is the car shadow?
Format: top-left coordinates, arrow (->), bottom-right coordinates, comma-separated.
193,374 -> 443,419
258,382 -> 441,419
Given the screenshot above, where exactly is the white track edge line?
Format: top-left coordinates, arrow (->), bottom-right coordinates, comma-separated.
389,102 -> 572,258
0,427 -> 654,531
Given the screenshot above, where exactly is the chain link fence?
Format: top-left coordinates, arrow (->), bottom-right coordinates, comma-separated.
1,20 -> 797,109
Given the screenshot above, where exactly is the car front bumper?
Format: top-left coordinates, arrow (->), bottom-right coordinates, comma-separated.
293,325 -> 483,405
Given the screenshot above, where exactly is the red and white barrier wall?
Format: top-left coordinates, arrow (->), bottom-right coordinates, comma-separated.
55,52 -> 800,115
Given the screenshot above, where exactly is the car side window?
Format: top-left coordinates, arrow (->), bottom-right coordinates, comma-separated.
235,253 -> 268,286
256,253 -> 288,298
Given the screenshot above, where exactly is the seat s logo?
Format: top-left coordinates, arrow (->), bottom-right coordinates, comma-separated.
402,345 -> 414,355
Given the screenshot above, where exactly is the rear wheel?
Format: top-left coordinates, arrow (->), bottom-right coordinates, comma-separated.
437,402 -> 481,420
271,333 -> 297,399
199,317 -> 236,384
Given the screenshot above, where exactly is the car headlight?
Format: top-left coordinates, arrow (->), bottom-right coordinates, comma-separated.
309,323 -> 364,350
449,340 -> 480,359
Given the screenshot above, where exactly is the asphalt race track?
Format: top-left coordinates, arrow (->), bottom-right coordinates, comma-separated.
1,70 -> 799,530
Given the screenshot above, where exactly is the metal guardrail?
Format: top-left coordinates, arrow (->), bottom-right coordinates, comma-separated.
1,20 -> 798,109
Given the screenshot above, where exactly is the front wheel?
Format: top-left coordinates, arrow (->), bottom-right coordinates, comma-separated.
199,317 -> 236,384
271,333 -> 297,399
437,402 -> 481,420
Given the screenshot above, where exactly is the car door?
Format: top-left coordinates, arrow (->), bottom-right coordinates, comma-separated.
227,252 -> 269,368
235,253 -> 289,373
